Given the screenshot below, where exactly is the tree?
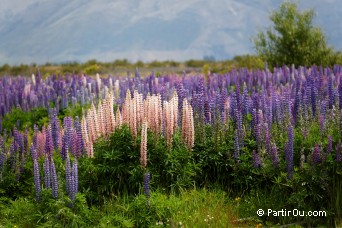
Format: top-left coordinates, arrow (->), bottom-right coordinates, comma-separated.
253,2 -> 334,67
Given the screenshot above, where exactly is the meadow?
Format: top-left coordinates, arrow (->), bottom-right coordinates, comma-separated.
0,65 -> 341,227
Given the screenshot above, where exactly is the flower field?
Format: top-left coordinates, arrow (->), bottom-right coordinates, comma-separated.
0,66 -> 341,227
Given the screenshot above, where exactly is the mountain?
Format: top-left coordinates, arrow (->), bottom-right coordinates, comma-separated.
0,0 -> 341,65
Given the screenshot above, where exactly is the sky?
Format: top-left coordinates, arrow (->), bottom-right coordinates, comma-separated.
0,0 -> 341,65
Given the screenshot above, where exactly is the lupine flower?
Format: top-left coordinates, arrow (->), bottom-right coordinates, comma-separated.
140,122 -> 148,168
50,159 -> 58,198
65,154 -> 72,197
72,159 -> 78,197
313,144 -> 321,164
144,172 -> 151,198
43,156 -> 51,188
63,117 -> 73,151
33,154 -> 41,201
252,150 -> 261,168
233,129 -> 240,159
60,133 -> 67,160
45,125 -> 54,158
51,108 -> 60,150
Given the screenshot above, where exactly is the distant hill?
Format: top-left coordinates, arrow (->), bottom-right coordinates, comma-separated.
0,0 -> 341,65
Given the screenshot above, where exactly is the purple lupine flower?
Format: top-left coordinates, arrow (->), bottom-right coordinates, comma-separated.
204,99 -> 211,124
72,159 -> 78,196
50,159 -> 58,198
313,144 -> 321,164
328,75 -> 334,109
143,172 -> 151,199
9,141 -> 16,171
30,142 -> 38,161
43,156 -> 51,188
65,154 -> 72,197
74,116 -> 84,157
336,143 -> 342,162
234,129 -> 240,159
60,134 -> 67,160
69,170 -> 75,202
33,158 -> 41,202
70,129 -> 78,158
252,150 -> 261,168
285,125 -> 294,179
51,108 -> 60,151
241,84 -> 249,116
45,125 -> 54,159
63,117 -> 73,152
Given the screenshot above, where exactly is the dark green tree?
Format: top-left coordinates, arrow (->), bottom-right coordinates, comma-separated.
253,2 -> 334,67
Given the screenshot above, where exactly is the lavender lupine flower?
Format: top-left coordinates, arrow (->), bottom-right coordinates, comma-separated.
285,125 -> 294,179
313,144 -> 321,164
51,108 -> 60,150
60,134 -> 67,160
234,129 -> 240,159
74,116 -> 84,157
50,159 -> 58,198
45,125 -> 54,158
43,156 -> 51,188
143,172 -> 151,199
32,150 -> 41,201
328,75 -> 334,109
9,141 -> 16,171
72,159 -> 78,196
65,154 -> 72,198
252,150 -> 261,168
63,117 -> 73,151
